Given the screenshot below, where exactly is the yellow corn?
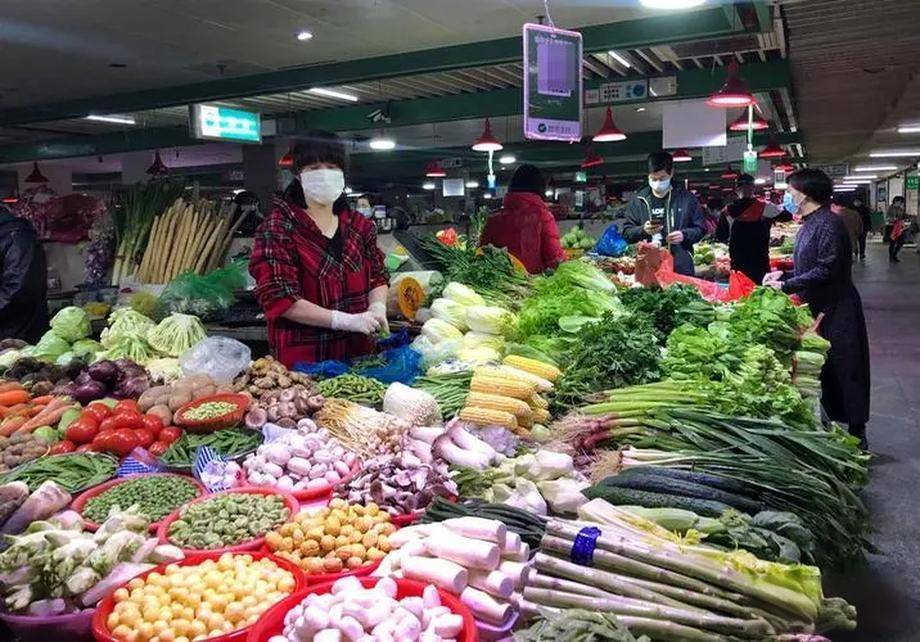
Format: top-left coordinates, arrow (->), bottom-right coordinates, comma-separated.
502,355 -> 562,382
533,408 -> 551,424
466,392 -> 534,427
529,393 -> 549,410
475,365 -> 553,392
470,374 -> 535,400
460,406 -> 518,430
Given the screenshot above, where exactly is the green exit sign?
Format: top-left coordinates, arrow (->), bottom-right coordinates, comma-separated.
907,175 -> 919,190
190,104 -> 262,143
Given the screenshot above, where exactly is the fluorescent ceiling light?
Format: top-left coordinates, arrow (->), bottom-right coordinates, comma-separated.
854,165 -> 897,172
869,150 -> 920,157
483,193 -> 493,200
465,180 -> 479,189
422,181 -> 436,190
834,186 -> 857,192
369,137 -> 396,151
897,125 -> 920,134
608,51 -> 632,68
640,0 -> 707,9
499,154 -> 516,165
843,175 -> 875,180
344,187 -> 352,194
635,107 -> 646,112
840,178 -> 872,184
308,87 -> 358,102
296,30 -> 313,41
545,189 -> 554,197
85,114 -> 135,125
754,177 -> 767,185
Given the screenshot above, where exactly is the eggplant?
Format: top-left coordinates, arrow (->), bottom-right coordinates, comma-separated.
72,380 -> 107,404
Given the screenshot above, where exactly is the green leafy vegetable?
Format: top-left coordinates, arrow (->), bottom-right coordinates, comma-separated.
146,313 -> 207,357
619,285 -> 705,343
49,307 -> 91,343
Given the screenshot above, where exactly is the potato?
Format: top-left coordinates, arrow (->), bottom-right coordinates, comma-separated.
192,384 -> 217,400
138,385 -> 170,412
167,390 -> 192,412
147,405 -> 173,426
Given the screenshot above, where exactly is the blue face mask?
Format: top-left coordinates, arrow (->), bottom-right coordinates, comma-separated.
782,191 -> 800,215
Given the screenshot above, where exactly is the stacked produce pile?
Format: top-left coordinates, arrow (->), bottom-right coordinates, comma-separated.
693,241 -> 730,279
560,225 -> 597,252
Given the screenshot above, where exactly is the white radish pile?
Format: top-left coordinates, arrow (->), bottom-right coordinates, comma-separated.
374,517 -> 529,629
271,576 -> 464,642
241,418 -> 358,493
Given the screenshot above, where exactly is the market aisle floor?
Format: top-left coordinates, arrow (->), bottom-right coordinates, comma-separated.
825,240 -> 920,642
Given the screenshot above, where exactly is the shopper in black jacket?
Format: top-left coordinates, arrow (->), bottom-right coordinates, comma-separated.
0,206 -> 48,343
623,151 -> 706,276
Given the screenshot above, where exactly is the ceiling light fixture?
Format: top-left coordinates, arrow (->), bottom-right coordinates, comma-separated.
843,175 -> 876,180
707,60 -> 754,108
728,110 -> 768,131
834,186 -> 857,192
869,150 -> 920,157
759,137 -> 786,159
581,146 -> 605,169
278,146 -> 293,169
465,180 -> 480,189
24,162 -> 48,184
840,179 -> 872,184
854,165 -> 897,171
422,181 -> 436,190
640,0 -> 706,8
499,154 -> 516,165
296,30 -> 313,41
472,117 -> 503,152
635,107 -> 646,112
369,136 -> 396,151
608,51 -> 632,68
774,160 -> 795,173
85,114 -> 136,125
145,150 -> 169,176
754,177 -> 768,185
425,161 -> 447,177
897,125 -> 920,134
672,149 -> 692,163
308,87 -> 358,102
720,166 -> 739,180
483,193 -> 493,200
592,107 -> 627,142
545,188 -> 554,198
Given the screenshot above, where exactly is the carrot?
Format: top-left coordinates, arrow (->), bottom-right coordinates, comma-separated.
0,390 -> 30,406
29,395 -> 53,406
0,382 -> 23,394
18,399 -> 75,433
26,405 -> 44,417
3,403 -> 31,418
0,417 -> 26,436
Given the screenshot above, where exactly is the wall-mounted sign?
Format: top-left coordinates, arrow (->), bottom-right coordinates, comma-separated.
815,164 -> 849,179
905,175 -> 919,190
574,171 -> 587,183
441,157 -> 464,169
523,22 -> 583,142
189,104 -> 262,143
585,80 -> 648,106
702,135 -> 747,166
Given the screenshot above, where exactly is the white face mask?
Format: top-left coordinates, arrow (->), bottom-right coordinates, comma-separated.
649,177 -> 672,194
300,168 -> 345,206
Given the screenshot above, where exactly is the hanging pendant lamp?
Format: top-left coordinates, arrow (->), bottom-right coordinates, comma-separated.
707,60 -> 755,108
728,110 -> 769,131
592,107 -> 627,143
278,147 -> 294,169
25,162 -> 49,184
721,166 -> 739,180
472,117 -> 503,152
672,149 -> 692,163
425,160 -> 447,177
760,136 -> 787,159
581,146 -> 604,169
146,150 -> 169,175
774,159 -> 795,173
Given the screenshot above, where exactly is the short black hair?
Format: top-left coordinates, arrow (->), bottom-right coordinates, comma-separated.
291,130 -> 348,173
508,164 -> 546,196
893,195 -> 906,204
647,151 -> 674,175
736,173 -> 756,187
788,168 -> 833,205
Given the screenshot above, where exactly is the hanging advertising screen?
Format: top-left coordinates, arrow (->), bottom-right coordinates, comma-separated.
189,104 -> 262,143
523,23 -> 583,142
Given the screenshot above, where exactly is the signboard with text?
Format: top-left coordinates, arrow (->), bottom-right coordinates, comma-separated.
523,23 -> 582,142
190,104 -> 262,143
585,79 -> 648,105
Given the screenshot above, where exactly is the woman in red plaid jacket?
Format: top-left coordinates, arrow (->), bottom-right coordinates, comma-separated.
249,131 -> 389,367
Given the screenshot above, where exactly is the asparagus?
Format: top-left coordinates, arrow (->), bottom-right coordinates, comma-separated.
614,615 -> 731,642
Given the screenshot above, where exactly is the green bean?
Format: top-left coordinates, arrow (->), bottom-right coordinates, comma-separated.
0,452 -> 117,492
316,373 -> 387,406
160,428 -> 262,468
167,492 -> 288,549
83,475 -> 200,523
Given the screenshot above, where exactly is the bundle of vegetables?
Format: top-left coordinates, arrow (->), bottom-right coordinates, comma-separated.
422,497 -> 546,551
232,355 -> 315,398
0,452 -> 117,493
146,312 -> 207,357
693,242 -> 717,266
0,504 -> 184,614
335,451 -> 457,518
56,358 -> 150,404
379,517 -> 531,629
618,285 -> 707,343
273,576 -> 463,642
725,287 -> 813,359
552,312 -> 661,409
0,357 -> 86,396
593,447 -> 868,567
97,307 -> 159,365
314,399 -> 408,458
244,384 -> 324,430
143,357 -> 183,384
413,371 -> 472,419
83,214 -> 115,288
158,427 -> 262,469
793,331 -> 831,398
110,180 -> 185,284
265,499 -> 395,575
516,609 -> 649,642
383,382 -> 442,428
561,225 -> 597,250
662,323 -> 740,381
522,514 -> 855,640
238,418 -> 358,492
316,372 -> 388,406
49,306 -> 91,344
139,373 -> 233,426
461,366 -> 552,435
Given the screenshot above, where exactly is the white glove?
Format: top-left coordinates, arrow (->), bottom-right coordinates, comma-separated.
330,310 -> 380,335
368,301 -> 389,335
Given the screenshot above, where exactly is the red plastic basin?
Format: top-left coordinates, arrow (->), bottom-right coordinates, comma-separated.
174,393 -> 250,433
0,608 -> 94,642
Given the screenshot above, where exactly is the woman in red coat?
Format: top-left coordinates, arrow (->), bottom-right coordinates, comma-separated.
480,165 -> 565,274
249,131 -> 389,367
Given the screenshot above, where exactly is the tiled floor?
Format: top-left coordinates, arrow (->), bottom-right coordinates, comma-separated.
824,240 -> 920,642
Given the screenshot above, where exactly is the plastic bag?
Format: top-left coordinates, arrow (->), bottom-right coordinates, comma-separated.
294,359 -> 349,379
159,260 -> 248,320
726,271 -> 756,302
594,224 -> 628,257
411,336 -> 462,370
179,336 -> 251,383
359,345 -> 422,385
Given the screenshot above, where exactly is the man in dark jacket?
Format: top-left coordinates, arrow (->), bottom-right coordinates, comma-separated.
716,174 -> 792,285
0,206 -> 48,343
852,197 -> 872,260
623,151 -> 706,276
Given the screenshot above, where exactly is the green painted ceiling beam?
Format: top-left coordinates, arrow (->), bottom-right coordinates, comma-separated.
0,127 -> 197,164
0,5 -> 763,127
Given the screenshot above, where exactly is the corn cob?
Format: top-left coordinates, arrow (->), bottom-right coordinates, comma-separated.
470,374 -> 535,400
503,355 -> 562,382
475,365 -> 553,392
459,406 -> 518,430
529,393 -> 549,410
533,408 -> 551,424
466,391 -> 534,427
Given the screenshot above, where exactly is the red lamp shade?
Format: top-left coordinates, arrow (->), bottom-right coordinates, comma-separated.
1,196 -> 18,204
707,60 -> 754,108
774,159 -> 795,173
146,150 -> 169,176
581,146 -> 604,169
672,149 -> 692,163
592,107 -> 627,143
472,117 -> 503,152
728,110 -> 769,132
278,150 -> 293,169
760,137 -> 787,159
425,161 -> 447,177
24,162 -> 49,184
721,166 -> 739,180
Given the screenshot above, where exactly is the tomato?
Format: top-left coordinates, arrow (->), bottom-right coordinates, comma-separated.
158,426 -> 183,445
140,414 -> 164,438
84,402 -> 111,422
113,400 -> 141,415
92,429 -> 118,452
74,444 -> 95,453
109,430 -> 139,457
78,410 -> 101,428
50,440 -> 76,454
99,416 -> 120,433
65,418 -> 99,445
111,413 -> 143,431
133,428 -> 155,449
148,441 -> 170,457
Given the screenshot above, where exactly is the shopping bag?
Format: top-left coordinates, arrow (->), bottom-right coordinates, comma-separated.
726,271 -> 757,301
594,224 -> 628,257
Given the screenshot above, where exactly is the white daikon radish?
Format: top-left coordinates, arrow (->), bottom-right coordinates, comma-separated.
432,612 -> 464,638
389,524 -> 437,548
314,630 -> 342,642
424,532 -> 500,570
499,530 -> 521,555
401,556 -> 468,594
433,436 -> 492,470
423,584 -> 442,609
498,560 -> 528,589
447,423 -> 497,458
467,568 -> 513,598
503,539 -> 530,562
460,586 -> 511,625
441,517 -> 507,546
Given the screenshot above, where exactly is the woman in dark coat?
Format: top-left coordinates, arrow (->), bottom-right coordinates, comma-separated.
763,169 -> 871,446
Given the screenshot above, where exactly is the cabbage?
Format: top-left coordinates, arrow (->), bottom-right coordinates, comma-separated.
146,358 -> 183,383
0,349 -> 22,370
442,282 -> 486,307
457,346 -> 501,365
55,351 -> 76,366
462,331 -> 505,352
465,305 -> 516,337
72,339 -> 103,361
411,335 -> 461,369
420,318 -> 463,344
101,308 -> 155,348
98,335 -> 158,365
147,313 -> 207,357
49,306 -> 91,342
430,298 -> 468,331
28,331 -> 71,363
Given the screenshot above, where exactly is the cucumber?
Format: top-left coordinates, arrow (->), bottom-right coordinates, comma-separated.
598,473 -> 762,515
583,485 -> 731,518
616,465 -> 753,496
